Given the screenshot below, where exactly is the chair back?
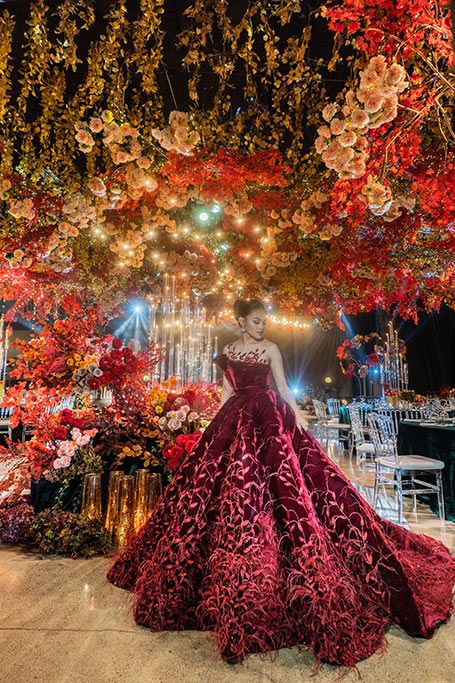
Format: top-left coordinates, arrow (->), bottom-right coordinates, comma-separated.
422,399 -> 449,420
326,398 -> 340,417
348,405 -> 366,445
0,407 -> 12,419
312,399 -> 328,421
368,413 -> 398,461
376,408 -> 402,435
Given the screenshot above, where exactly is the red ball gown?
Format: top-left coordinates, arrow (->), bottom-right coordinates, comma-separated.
107,352 -> 455,666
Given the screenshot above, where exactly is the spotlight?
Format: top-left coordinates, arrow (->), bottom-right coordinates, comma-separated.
324,377 -> 333,384
292,387 -> 300,396
198,211 -> 209,222
134,305 -> 143,314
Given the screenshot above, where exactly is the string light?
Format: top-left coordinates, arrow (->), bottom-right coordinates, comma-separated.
268,315 -> 312,330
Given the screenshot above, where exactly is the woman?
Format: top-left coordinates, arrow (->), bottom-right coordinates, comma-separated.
108,299 -> 455,667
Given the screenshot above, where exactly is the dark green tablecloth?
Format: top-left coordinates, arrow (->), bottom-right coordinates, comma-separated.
398,421 -> 455,521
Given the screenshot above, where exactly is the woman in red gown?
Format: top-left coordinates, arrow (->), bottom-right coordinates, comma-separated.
107,299 -> 455,666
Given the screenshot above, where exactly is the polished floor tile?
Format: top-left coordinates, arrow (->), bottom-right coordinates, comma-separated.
0,441 -> 454,682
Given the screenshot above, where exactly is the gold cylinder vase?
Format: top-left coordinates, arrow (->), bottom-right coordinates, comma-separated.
81,473 -> 102,520
104,470 -> 122,537
115,475 -> 135,547
134,469 -> 150,532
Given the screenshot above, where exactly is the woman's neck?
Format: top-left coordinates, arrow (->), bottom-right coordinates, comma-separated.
241,332 -> 262,346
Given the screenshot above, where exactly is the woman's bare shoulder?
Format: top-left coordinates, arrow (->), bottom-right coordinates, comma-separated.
263,339 -> 279,353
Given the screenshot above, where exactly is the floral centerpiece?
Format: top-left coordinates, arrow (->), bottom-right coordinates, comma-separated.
384,388 -> 425,407
336,332 -> 385,396
143,378 -> 220,472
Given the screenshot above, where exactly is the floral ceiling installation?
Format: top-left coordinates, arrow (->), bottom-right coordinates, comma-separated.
0,0 -> 453,325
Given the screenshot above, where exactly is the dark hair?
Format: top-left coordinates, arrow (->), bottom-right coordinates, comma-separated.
233,298 -> 266,322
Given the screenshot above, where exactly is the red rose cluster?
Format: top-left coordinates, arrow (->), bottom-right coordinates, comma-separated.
87,338 -> 143,391
163,431 -> 202,471
366,352 -> 381,367
52,409 -> 90,440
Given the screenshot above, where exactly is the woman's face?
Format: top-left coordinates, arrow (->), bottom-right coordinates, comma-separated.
240,308 -> 267,341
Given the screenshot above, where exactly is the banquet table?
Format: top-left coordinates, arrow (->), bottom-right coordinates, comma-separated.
397,420 -> 455,521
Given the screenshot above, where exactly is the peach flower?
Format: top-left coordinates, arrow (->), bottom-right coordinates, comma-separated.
88,178 -> 107,197
351,109 -> 370,128
330,118 -> 346,135
315,137 -> 328,154
322,103 -> 338,122
317,125 -> 332,139
363,94 -> 384,114
338,130 -> 357,147
89,118 -> 103,133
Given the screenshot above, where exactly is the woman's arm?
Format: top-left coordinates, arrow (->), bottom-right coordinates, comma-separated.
220,345 -> 234,407
269,343 -> 308,431
220,375 -> 234,407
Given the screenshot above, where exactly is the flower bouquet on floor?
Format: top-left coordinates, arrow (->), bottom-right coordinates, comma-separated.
1,406 -> 100,512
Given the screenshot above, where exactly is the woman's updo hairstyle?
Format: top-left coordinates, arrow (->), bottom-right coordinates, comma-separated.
233,298 -> 266,323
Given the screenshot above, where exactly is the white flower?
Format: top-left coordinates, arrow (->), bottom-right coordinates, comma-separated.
187,412 -> 199,422
167,418 -> 181,431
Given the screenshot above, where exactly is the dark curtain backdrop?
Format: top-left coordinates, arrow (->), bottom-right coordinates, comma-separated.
214,305 -> 455,397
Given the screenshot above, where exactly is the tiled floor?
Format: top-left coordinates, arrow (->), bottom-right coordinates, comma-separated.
0,441 -> 454,683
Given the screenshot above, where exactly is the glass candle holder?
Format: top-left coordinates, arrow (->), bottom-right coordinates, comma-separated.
105,470 -> 122,537
148,473 -> 162,511
81,473 -> 102,520
115,475 -> 135,547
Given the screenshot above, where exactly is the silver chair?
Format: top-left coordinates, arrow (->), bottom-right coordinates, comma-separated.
368,413 -> 445,524
313,399 -> 351,450
0,407 -> 13,440
348,404 -> 374,464
422,399 -> 450,420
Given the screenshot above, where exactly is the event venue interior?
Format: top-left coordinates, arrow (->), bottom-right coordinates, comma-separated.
0,1 -> 454,682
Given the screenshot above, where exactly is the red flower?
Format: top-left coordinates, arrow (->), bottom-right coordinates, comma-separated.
366,352 -> 381,367
60,409 -> 74,423
336,340 -> 350,359
343,363 -> 355,379
88,377 -> 101,390
175,431 -> 202,453
163,444 -> 185,470
183,390 -> 196,404
53,427 -> 68,440
110,349 -> 123,361
112,337 -> 123,349
70,418 -> 85,429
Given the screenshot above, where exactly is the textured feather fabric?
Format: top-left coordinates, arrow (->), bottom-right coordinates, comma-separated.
107,355 -> 455,666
